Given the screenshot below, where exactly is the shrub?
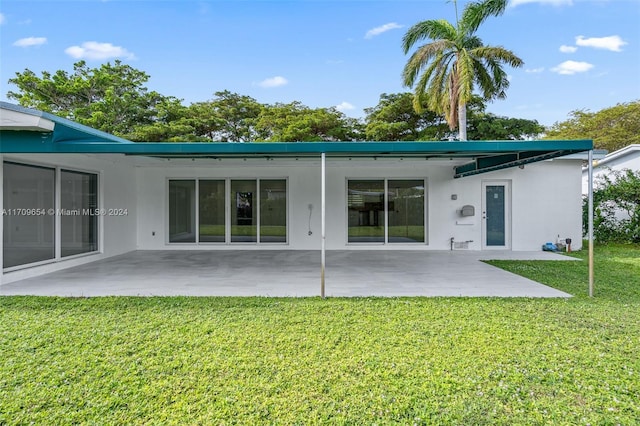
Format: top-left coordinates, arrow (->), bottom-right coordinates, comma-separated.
584,168 -> 640,243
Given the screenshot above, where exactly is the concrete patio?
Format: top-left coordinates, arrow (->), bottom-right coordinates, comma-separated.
0,250 -> 576,298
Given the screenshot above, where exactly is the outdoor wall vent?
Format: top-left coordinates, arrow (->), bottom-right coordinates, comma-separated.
459,205 -> 475,217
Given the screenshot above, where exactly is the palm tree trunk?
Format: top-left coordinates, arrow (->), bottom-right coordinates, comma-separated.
458,102 -> 467,141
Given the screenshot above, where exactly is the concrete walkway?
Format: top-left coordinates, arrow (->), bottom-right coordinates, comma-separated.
0,250 -> 575,298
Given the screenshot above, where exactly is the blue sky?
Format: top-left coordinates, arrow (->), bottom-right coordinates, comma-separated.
1,0 -> 638,127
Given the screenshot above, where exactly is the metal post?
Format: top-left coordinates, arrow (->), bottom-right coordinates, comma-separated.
320,152 -> 326,298
588,149 -> 594,297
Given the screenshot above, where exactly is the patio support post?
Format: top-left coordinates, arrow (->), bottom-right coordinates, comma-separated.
321,152 -> 326,298
588,149 -> 594,297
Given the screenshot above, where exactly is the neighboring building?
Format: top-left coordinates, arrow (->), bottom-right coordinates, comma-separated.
0,102 -> 592,285
582,144 -> 640,193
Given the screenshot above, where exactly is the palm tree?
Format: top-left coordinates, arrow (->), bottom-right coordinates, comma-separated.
402,0 -> 523,140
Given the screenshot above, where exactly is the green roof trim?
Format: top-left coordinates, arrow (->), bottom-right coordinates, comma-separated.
1,102 -> 593,178
0,102 -> 133,145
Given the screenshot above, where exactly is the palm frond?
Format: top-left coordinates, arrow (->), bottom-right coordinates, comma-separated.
472,46 -> 524,68
402,19 -> 456,53
426,53 -> 455,113
456,50 -> 475,104
402,40 -> 456,87
460,0 -> 508,34
471,58 -> 498,99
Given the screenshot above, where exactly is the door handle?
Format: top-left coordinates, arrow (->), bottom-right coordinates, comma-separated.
482,212 -> 487,219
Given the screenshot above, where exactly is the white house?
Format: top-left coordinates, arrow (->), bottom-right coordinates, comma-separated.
0,102 -> 592,286
582,144 -> 640,193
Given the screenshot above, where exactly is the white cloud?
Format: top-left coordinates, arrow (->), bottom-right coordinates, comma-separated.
0,13 -> 5,25
336,101 -> 355,112
13,37 -> 47,47
551,60 -> 594,75
510,0 -> 572,6
65,41 -> 135,60
559,45 -> 577,53
258,76 -> 288,88
365,22 -> 403,39
525,67 -> 545,73
575,35 -> 627,52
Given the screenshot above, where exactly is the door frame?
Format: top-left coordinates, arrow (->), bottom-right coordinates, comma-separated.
481,180 -> 512,250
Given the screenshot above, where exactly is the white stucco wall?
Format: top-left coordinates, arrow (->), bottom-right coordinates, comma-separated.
1,154 -> 138,284
133,157 -> 583,252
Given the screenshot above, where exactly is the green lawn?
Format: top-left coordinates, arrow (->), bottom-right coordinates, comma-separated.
1,245 -> 639,424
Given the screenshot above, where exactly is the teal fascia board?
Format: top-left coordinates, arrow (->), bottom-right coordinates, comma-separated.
1,138 -> 593,157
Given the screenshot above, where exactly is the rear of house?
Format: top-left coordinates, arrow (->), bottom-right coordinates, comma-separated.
1,102 -> 592,285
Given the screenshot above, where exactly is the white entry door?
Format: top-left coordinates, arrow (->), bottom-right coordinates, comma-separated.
482,181 -> 511,250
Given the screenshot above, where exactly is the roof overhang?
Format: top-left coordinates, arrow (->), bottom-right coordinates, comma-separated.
1,102 -> 593,178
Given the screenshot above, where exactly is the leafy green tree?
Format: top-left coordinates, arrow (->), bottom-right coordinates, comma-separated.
586,169 -> 640,243
467,112 -> 544,140
401,0 -> 523,140
7,60 -> 180,137
255,102 -> 361,141
125,98 -> 209,142
364,93 -> 450,141
193,91 -> 262,142
545,101 -> 640,151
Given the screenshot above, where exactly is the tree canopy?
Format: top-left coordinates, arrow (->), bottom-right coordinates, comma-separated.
545,101 -> 640,152
364,93 -> 449,141
401,0 -> 523,140
6,60 -> 575,143
7,60 -> 182,138
255,102 -> 361,142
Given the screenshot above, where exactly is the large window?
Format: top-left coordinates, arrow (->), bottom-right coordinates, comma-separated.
348,180 -> 385,243
348,179 -> 426,244
199,180 -> 225,243
3,163 -> 56,268
231,180 -> 257,243
388,180 -> 425,243
169,180 -> 196,243
168,178 -> 287,244
61,170 -> 98,257
260,180 -> 287,243
3,162 -> 99,270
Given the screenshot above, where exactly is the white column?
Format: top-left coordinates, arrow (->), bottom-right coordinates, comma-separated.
588,149 -> 594,297
0,158 -> 3,283
321,153 -> 326,298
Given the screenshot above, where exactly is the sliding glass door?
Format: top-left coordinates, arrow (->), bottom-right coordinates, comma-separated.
3,162 -> 100,269
260,180 -> 287,243
168,178 -> 287,244
347,180 -> 385,243
199,180 -> 225,242
3,162 -> 56,268
388,180 -> 425,243
169,180 -> 196,243
231,180 -> 257,243
347,178 -> 426,244
61,170 -> 98,257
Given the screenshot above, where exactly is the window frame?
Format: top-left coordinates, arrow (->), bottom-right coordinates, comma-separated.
345,177 -> 428,245
2,160 -> 101,272
166,177 -> 288,245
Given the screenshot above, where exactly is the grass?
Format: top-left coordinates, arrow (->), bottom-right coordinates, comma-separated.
1,245 -> 639,424
199,225 -> 286,237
